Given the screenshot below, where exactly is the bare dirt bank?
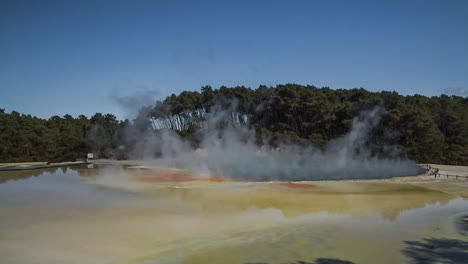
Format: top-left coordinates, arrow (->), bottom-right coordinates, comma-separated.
0,161 -> 89,171
346,164 -> 468,198
0,159 -> 140,171
90,159 -> 143,166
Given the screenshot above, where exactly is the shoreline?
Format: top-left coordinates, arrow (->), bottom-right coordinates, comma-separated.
1,160 -> 467,198
0,161 -> 90,171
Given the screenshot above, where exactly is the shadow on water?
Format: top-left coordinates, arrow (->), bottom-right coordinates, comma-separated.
457,215 -> 468,235
245,258 -> 355,264
402,238 -> 468,264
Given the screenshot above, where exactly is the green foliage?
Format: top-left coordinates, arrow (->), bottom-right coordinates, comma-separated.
0,111 -> 124,162
1,84 -> 467,165
144,84 -> 468,165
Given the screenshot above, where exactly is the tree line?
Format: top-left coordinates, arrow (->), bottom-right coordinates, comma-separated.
0,110 -> 123,162
1,84 -> 468,165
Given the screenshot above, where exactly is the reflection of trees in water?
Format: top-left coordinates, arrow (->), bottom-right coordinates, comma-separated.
245,258 -> 355,264
0,166 -> 84,184
0,168 -> 56,184
402,238 -> 468,264
0,165 -> 123,184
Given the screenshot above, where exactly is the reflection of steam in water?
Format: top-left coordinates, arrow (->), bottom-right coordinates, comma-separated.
84,166 -> 455,220
1,167 -> 467,264
136,198 -> 468,264
138,181 -> 454,220
82,167 -> 466,264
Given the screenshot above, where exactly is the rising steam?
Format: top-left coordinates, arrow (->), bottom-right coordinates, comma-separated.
124,103 -> 423,181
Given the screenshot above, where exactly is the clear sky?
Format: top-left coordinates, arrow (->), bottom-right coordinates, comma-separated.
1,0 -> 468,120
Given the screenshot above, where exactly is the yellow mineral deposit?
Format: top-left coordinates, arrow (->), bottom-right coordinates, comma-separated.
0,166 -> 467,264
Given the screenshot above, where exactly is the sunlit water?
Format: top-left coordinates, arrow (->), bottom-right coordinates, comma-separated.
0,166 -> 467,264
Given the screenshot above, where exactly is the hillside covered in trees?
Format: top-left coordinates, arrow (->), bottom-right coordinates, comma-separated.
1,84 -> 468,165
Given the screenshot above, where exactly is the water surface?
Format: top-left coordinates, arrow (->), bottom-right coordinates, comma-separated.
0,166 -> 467,264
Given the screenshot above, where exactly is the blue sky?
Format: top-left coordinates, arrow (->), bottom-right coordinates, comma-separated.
1,0 -> 467,120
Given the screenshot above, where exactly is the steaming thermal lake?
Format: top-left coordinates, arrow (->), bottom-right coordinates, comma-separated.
1,166 -> 467,264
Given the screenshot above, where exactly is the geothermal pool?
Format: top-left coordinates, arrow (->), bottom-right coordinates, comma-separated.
0,166 -> 467,264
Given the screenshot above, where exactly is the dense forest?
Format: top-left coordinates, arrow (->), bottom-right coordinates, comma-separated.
1,84 -> 468,165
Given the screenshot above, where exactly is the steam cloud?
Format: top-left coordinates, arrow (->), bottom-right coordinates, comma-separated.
110,88 -> 159,119
125,103 -> 423,181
